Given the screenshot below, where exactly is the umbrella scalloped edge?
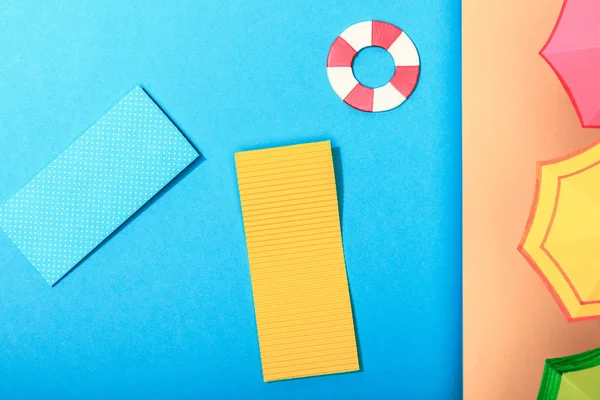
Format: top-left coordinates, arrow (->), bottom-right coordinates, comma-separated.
519,137 -> 600,322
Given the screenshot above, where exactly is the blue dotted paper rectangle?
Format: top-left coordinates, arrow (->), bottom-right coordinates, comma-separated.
0,86 -> 199,285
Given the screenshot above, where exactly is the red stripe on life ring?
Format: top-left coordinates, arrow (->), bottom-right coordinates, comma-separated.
327,36 -> 357,67
344,84 -> 374,112
390,65 -> 420,98
371,20 -> 403,50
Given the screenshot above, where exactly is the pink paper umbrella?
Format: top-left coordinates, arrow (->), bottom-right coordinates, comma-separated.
541,0 -> 600,128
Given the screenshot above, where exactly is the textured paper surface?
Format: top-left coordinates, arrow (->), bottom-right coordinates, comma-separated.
0,86 -> 199,285
557,378 -> 591,400
559,366 -> 600,399
235,141 -> 359,382
463,0 -> 600,398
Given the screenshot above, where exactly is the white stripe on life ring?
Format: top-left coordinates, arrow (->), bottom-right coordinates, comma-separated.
326,67 -> 358,100
372,82 -> 407,112
339,21 -> 372,52
388,32 -> 420,66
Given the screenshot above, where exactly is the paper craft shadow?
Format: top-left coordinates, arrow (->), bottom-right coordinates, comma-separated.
332,147 -> 362,373
332,146 -> 344,229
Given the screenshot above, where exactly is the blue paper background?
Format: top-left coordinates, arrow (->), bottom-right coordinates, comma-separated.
0,1 -> 461,398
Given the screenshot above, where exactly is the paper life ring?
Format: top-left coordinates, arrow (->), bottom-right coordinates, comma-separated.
327,20 -> 420,112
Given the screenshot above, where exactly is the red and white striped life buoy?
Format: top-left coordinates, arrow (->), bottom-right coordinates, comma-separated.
327,20 -> 420,112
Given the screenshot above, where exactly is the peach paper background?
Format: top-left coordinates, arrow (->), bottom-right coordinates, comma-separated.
463,0 -> 600,398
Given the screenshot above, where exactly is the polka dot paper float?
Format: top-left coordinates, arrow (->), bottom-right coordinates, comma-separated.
327,20 -> 420,112
0,86 -> 199,285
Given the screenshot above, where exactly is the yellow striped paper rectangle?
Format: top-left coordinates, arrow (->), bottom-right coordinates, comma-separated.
235,140 -> 359,382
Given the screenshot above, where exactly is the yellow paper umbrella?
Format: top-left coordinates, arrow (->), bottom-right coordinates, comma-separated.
519,140 -> 600,321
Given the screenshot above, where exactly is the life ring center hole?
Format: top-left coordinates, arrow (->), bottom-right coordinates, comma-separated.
352,46 -> 395,89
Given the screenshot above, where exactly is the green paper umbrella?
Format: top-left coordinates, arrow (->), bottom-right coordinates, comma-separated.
538,348 -> 600,399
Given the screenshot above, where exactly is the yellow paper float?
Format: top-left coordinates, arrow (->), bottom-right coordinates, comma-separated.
520,139 -> 600,321
235,141 -> 359,381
